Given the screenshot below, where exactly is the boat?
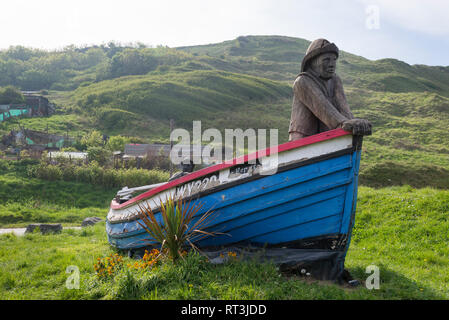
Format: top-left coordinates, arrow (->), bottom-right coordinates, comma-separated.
106,128 -> 363,280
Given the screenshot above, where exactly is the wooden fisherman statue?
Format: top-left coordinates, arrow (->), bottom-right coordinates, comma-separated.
289,39 -> 372,141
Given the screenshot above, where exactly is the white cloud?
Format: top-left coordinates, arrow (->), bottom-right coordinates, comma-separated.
356,0 -> 449,35
0,0 -> 447,65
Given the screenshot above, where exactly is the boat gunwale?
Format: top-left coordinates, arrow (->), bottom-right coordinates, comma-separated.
110,128 -> 352,210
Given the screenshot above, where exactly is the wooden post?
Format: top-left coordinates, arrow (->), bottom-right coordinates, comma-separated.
169,119 -> 174,176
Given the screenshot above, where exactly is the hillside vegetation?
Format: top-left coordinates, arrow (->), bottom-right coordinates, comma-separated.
0,35 -> 448,188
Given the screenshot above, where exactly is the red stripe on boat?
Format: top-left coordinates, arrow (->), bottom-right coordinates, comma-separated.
110,129 -> 351,209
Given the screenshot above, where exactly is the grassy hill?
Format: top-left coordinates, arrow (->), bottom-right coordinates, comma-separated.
64,70 -> 291,139
178,36 -> 449,96
1,35 -> 448,188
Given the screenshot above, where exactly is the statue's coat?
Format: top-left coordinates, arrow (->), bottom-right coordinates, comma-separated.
289,71 -> 354,140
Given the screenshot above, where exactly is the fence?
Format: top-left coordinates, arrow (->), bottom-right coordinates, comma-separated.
0,108 -> 30,122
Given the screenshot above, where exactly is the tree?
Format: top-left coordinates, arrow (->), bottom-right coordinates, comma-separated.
87,146 -> 111,166
0,86 -> 25,104
81,130 -> 104,149
109,49 -> 158,77
4,46 -> 42,61
107,135 -> 130,152
84,48 -> 107,68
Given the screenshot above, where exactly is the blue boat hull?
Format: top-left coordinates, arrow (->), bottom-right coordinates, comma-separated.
107,146 -> 361,257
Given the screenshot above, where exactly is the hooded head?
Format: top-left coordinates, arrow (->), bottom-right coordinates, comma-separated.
300,39 -> 339,74
181,157 -> 194,173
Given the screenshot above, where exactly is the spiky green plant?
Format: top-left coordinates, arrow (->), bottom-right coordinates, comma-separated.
135,196 -> 222,262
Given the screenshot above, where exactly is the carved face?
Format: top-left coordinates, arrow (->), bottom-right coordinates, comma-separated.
311,52 -> 337,79
182,161 -> 195,172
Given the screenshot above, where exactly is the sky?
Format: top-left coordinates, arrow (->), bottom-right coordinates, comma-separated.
1,0 -> 448,66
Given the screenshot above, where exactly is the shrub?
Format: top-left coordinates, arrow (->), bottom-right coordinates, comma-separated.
0,159 -> 12,171
81,130 -> 105,149
29,161 -> 169,188
136,196 -> 223,262
37,164 -> 62,181
87,147 -> 111,166
142,154 -> 171,171
87,161 -> 104,185
0,86 -> 25,104
19,150 -> 30,159
107,135 -> 130,152
61,164 -> 76,181
74,165 -> 91,184
102,168 -> 119,188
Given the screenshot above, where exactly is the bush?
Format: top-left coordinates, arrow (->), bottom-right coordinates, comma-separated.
19,150 -> 30,159
0,86 -> 25,104
102,168 -> 119,188
29,161 -> 169,188
74,165 -> 91,184
87,161 -> 104,185
141,154 -> 171,171
107,135 -> 130,152
81,130 -> 105,149
61,164 -> 76,181
87,147 -> 111,166
34,164 -> 63,181
0,159 -> 12,171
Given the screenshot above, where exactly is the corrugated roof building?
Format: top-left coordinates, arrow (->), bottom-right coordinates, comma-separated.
123,143 -> 229,162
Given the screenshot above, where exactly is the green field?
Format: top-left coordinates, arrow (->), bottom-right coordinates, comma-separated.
0,160 -> 115,227
0,160 -> 169,227
0,159 -> 447,299
0,185 -> 447,300
0,161 -> 448,300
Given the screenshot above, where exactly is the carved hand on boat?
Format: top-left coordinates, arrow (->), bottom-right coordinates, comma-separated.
341,118 -> 372,136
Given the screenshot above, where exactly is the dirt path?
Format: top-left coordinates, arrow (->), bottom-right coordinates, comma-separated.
0,227 -> 82,236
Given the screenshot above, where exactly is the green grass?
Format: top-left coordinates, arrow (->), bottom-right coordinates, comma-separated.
0,114 -> 90,139
0,159 -> 170,227
0,170 -> 115,210
0,186 -> 447,299
66,69 -> 291,139
347,186 -> 449,299
0,224 -> 113,299
0,160 -> 116,227
0,201 -> 109,228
